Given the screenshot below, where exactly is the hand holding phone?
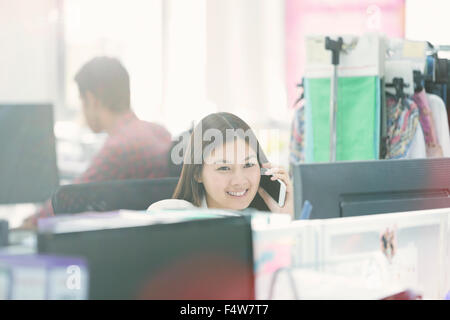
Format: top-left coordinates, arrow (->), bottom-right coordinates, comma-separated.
260,168 -> 287,207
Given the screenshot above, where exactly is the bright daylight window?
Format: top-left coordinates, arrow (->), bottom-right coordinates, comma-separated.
63,0 -> 163,125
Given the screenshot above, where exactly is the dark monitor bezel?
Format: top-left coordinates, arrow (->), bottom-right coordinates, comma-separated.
293,158 -> 450,220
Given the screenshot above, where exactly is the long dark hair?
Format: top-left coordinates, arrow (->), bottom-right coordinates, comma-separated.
172,112 -> 269,211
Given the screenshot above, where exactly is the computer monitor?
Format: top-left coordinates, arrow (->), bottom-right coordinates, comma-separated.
0,104 -> 59,204
37,213 -> 255,299
293,158 -> 450,220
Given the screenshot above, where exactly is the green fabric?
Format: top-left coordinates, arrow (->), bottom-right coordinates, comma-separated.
307,76 -> 379,162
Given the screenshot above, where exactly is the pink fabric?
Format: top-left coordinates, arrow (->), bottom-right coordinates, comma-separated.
412,89 -> 443,157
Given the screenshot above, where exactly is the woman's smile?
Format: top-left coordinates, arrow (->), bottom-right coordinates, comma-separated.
226,189 -> 249,197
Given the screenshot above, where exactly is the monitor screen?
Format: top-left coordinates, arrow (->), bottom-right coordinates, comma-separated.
0,104 -> 59,204
37,214 -> 255,299
293,158 -> 450,220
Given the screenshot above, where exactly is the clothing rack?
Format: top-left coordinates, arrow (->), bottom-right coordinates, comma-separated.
386,78 -> 410,99
325,37 -> 343,162
293,35 -> 450,165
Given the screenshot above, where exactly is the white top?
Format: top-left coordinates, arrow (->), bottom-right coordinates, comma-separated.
405,94 -> 450,159
147,197 -> 208,211
427,93 -> 450,157
405,123 -> 426,159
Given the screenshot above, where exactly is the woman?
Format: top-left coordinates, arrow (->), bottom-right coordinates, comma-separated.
148,112 -> 294,217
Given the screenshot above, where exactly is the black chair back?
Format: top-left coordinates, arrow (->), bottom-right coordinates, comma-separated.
52,177 -> 179,214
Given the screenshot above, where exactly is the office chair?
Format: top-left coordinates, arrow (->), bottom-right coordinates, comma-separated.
51,177 -> 179,214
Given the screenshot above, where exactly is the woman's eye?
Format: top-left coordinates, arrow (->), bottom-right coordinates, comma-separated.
244,163 -> 255,168
217,166 -> 230,171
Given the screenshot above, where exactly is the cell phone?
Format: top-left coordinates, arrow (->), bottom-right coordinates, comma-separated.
260,172 -> 287,207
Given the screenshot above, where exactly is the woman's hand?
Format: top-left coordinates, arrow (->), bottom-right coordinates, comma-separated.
257,163 -> 294,219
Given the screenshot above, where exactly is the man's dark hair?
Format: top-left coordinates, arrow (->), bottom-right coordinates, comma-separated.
74,56 -> 130,112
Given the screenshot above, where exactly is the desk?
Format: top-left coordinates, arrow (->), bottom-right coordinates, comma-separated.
0,208 -> 448,300
253,208 -> 450,299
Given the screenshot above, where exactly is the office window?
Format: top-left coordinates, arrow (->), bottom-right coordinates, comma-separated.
63,0 -> 163,125
405,0 -> 450,58
0,0 -> 59,104
161,0 -> 211,135
63,0 -> 289,135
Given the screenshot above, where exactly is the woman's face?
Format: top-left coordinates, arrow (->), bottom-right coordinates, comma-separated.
200,139 -> 261,211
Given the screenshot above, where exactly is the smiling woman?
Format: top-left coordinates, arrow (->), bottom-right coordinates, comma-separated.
199,138 -> 261,211
147,112 -> 294,217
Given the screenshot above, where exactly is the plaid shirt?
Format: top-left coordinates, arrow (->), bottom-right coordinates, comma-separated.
37,111 -> 172,218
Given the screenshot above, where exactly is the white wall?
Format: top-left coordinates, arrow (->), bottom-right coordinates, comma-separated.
406,0 -> 450,58
206,0 -> 288,127
0,0 -> 58,104
0,0 -> 289,132
63,0 -> 163,124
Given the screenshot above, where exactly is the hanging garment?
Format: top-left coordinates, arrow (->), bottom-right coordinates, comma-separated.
385,94 -> 421,159
425,56 -> 448,105
380,78 -> 388,159
304,78 -> 314,163
427,93 -> 450,157
304,76 -> 380,162
289,106 -> 305,164
405,123 -> 426,159
412,89 -> 443,158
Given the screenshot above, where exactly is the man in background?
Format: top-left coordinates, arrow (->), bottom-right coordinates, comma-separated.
25,56 -> 172,225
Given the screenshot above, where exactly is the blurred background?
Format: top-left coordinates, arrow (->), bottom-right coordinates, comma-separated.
0,0 -> 447,180
1,0 -> 450,300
